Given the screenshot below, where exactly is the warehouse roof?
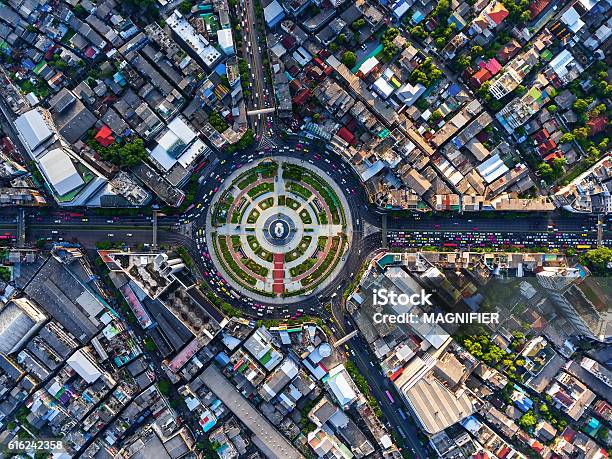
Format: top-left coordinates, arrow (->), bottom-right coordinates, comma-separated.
38,148 -> 84,196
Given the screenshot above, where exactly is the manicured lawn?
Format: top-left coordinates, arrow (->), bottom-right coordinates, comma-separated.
247,182 -> 274,198
216,236 -> 256,285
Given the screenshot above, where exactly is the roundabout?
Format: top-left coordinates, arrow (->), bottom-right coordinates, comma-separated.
203,157 -> 352,302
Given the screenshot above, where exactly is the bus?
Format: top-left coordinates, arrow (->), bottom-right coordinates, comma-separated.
385,390 -> 395,404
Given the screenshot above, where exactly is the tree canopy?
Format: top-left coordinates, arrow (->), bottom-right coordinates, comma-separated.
93,138 -> 148,167
341,51 -> 357,68
580,247 -> 612,276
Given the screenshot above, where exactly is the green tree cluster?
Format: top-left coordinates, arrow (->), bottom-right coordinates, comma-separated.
518,410 -> 538,430
500,0 -> 531,23
178,0 -> 192,13
209,112 -> 229,133
342,51 -> 357,68
409,57 -> 442,87
573,97 -> 593,113
351,18 -> 366,30
430,109 -> 443,122
579,247 -> 612,276
226,129 -> 255,153
91,138 -> 148,167
381,28 -> 400,60
410,25 -> 428,40
537,158 -> 565,183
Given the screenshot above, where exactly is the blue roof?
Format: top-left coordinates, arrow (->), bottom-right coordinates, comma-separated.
215,63 -> 226,76
215,352 -> 230,366
22,58 -> 35,70
412,10 -> 425,23
448,83 -> 461,97
448,13 -> 466,30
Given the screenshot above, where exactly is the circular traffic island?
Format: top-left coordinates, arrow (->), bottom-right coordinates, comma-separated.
204,158 -> 352,302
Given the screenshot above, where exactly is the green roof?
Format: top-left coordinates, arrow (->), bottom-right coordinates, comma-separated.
33,61 -> 47,75
540,50 -> 553,61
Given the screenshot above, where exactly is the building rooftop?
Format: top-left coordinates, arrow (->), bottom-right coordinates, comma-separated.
38,148 -> 84,196
14,109 -> 54,153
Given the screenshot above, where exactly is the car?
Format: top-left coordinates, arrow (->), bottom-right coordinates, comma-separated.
51,230 -> 58,234
108,233 -> 114,237
127,233 -> 133,237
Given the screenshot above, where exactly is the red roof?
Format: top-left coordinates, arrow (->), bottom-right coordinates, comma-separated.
487,4 -> 509,25
530,441 -> 545,453
292,88 -> 311,105
543,150 -> 562,161
562,427 -> 576,442
95,125 -> 114,147
281,34 -> 296,50
470,68 -> 492,87
533,128 -> 550,144
587,115 -> 608,135
538,138 -> 557,154
529,0 -> 551,19
337,126 -> 356,145
485,58 -> 502,75
84,46 -> 97,58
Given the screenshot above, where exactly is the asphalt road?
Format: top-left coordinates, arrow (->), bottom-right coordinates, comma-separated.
237,0 -> 273,140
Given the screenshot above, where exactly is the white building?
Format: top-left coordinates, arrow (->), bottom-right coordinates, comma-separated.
167,11 -> 222,68
217,29 -> 234,55
477,154 -> 510,184
396,82 -> 426,106
13,109 -> 107,206
38,148 -> 84,196
149,116 -> 209,173
67,349 -> 103,384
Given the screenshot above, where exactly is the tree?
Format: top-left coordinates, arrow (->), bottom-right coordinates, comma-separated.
572,98 -> 592,113
572,126 -> 590,140
537,162 -> 554,182
590,103 -> 607,117
351,18 -> 366,30
94,138 -> 147,167
547,104 -> 557,113
551,157 -> 566,175
209,112 -> 229,133
559,132 -> 575,143
470,45 -> 483,57
158,379 -> 172,394
178,0 -> 192,13
514,84 -> 527,95
580,247 -> 612,276
410,25 -> 428,40
341,51 -> 357,68
329,42 -> 338,52
520,10 -> 531,22
519,411 -> 538,430
457,54 -> 472,69
430,109 -> 443,122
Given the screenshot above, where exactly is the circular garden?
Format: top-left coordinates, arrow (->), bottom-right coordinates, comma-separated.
205,158 -> 351,300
